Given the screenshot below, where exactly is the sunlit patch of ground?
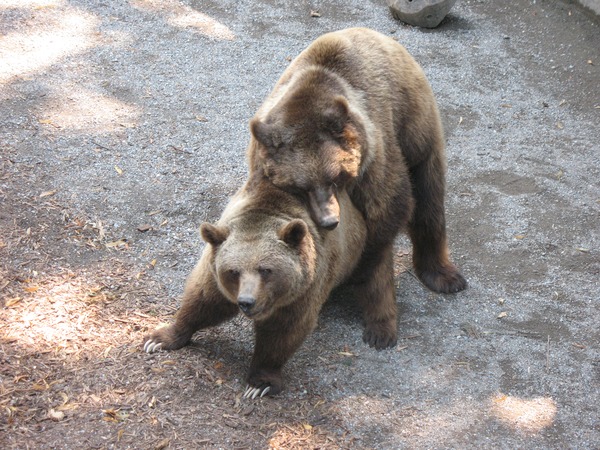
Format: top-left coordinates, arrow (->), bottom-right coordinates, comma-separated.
268,422 -> 344,449
130,0 -> 235,40
491,393 -> 557,434
1,269 -> 164,359
0,4 -> 100,84
35,85 -> 141,133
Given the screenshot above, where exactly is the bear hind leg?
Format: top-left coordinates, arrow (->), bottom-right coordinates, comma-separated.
408,152 -> 467,294
356,245 -> 398,350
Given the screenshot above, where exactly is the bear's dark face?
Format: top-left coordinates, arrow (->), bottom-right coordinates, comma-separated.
251,96 -> 362,230
200,219 -> 311,322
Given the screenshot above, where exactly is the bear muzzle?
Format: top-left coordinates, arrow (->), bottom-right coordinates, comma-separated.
309,185 -> 340,230
237,295 -> 256,316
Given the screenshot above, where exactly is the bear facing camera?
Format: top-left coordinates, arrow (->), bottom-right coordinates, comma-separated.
144,27 -> 466,397
144,177 -> 369,397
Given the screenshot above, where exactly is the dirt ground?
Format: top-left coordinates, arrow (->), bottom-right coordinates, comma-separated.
1,0 -> 599,448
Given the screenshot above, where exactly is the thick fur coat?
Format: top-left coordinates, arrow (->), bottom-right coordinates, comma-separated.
247,29 -> 467,347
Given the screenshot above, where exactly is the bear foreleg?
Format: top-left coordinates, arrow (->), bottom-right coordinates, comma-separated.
245,304 -> 319,397
408,152 -> 467,294
144,251 -> 239,353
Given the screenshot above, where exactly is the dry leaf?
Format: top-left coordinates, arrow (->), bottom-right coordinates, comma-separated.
493,394 -> 508,403
302,423 -> 313,431
40,190 -> 57,198
154,438 -> 170,450
105,239 -> 127,248
59,392 -> 69,405
102,408 -> 129,422
5,297 -> 22,307
57,402 -> 78,411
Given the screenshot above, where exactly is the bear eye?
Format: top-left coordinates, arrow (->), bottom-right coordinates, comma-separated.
225,269 -> 240,279
258,267 -> 272,278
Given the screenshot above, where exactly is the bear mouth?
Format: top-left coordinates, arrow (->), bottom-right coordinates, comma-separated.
240,305 -> 274,322
239,305 -> 263,319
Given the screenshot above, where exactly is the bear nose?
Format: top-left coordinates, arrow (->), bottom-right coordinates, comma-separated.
320,216 -> 339,230
238,296 -> 256,314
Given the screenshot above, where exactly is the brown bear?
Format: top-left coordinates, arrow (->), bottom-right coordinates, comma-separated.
247,28 -> 467,338
144,176 -> 367,397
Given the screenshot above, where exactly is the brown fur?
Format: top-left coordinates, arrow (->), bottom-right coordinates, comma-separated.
247,28 -> 467,346
144,177 -> 367,395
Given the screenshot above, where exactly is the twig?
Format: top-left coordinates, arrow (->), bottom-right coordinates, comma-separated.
546,335 -> 550,372
90,140 -> 113,152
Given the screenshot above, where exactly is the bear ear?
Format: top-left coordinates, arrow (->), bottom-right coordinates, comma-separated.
323,96 -> 349,135
278,219 -> 308,248
200,223 -> 229,246
250,118 -> 283,151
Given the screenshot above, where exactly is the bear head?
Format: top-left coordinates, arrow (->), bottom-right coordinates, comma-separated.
250,72 -> 365,230
200,216 -> 315,322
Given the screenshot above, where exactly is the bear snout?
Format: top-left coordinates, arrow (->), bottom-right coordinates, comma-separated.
320,215 -> 340,230
237,295 -> 256,315
309,186 -> 340,230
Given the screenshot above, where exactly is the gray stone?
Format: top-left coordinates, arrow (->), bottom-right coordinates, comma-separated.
388,0 -> 458,28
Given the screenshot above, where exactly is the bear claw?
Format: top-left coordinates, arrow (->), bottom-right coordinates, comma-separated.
144,340 -> 163,353
243,384 -> 271,399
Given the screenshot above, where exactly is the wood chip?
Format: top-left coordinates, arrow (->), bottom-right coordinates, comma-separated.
48,408 -> 65,421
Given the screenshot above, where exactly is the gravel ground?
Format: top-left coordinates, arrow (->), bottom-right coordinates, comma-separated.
1,0 -> 598,448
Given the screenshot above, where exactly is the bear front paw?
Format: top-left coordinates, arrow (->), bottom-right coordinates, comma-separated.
245,368 -> 282,398
142,325 -> 192,353
143,339 -> 164,353
243,384 -> 272,399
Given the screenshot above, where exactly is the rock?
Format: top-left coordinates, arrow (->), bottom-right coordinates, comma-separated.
388,0 -> 458,28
